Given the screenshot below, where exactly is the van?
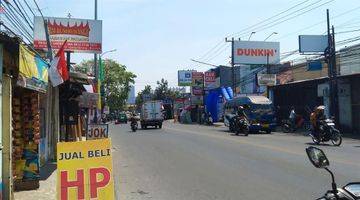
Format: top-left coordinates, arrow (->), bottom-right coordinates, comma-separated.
224,95 -> 276,133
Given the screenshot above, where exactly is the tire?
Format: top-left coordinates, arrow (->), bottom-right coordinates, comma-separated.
229,121 -> 235,132
244,127 -> 249,136
266,129 -> 271,134
282,123 -> 291,133
159,123 -> 162,129
331,130 -> 342,146
311,135 -> 320,145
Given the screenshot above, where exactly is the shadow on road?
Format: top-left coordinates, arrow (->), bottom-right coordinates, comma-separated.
305,142 -> 333,147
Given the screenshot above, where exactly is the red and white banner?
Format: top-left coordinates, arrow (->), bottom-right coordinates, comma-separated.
34,16 -> 102,54
204,72 -> 216,89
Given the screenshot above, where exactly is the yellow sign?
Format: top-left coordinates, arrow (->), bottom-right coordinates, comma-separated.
57,139 -> 115,200
19,44 -> 48,82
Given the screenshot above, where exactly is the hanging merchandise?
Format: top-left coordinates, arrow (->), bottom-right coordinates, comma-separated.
12,89 -> 41,190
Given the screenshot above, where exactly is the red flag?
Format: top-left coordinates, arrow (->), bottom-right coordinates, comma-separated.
49,41 -> 68,86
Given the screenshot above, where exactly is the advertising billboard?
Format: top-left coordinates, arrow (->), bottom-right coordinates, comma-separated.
298,35 -> 328,53
34,16 -> 102,53
204,72 -> 216,89
233,41 -> 280,65
257,74 -> 276,86
57,139 -> 114,200
178,70 -> 193,86
191,72 -> 204,95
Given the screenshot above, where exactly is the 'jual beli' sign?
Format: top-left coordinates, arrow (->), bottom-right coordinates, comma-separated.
87,124 -> 109,140
57,139 -> 114,200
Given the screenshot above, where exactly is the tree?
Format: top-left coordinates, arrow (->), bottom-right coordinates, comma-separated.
135,85 -> 152,109
77,59 -> 136,112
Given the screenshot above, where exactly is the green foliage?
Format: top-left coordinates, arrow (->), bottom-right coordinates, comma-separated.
77,59 -> 136,111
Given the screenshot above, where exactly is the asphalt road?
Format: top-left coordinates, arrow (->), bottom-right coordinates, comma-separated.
110,121 -> 360,200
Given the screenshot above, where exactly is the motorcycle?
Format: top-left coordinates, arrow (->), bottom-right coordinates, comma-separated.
230,116 -> 249,136
281,116 -> 310,133
309,119 -> 342,146
131,121 -> 138,132
306,146 -> 360,200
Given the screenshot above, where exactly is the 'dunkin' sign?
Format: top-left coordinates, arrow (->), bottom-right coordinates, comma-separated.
87,124 -> 109,140
57,139 -> 114,200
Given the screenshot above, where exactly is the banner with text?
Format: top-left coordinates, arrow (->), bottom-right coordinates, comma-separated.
233,40 -> 280,65
34,16 -> 102,53
204,72 -> 216,89
178,70 -> 193,86
191,72 -> 204,95
57,139 -> 114,200
87,124 -> 109,140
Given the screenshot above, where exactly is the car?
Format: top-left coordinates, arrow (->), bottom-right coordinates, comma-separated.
115,113 -> 128,124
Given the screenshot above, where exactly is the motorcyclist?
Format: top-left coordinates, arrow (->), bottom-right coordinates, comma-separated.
310,106 -> 326,141
237,105 -> 248,119
130,112 -> 138,124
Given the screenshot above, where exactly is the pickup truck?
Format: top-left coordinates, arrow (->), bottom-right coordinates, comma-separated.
140,100 -> 164,129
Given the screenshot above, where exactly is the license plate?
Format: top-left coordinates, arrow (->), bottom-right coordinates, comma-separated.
263,124 -> 269,128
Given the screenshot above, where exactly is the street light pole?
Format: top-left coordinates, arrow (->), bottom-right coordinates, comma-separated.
93,0 -> 99,123
248,32 -> 256,41
264,32 -> 278,41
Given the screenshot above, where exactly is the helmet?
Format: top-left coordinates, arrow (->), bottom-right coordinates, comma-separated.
238,106 -> 244,110
316,106 -> 325,115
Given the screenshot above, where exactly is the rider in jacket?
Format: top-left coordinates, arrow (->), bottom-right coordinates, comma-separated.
310,106 -> 326,141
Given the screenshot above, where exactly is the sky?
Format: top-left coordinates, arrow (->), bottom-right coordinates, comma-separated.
37,0 -> 360,93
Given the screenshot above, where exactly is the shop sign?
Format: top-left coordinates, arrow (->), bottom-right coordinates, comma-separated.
191,95 -> 203,105
192,72 -> 204,95
204,72 -> 216,89
178,70 -> 193,86
34,16 -> 102,54
257,74 -> 277,86
18,44 -> 48,93
233,40 -> 280,65
299,35 -> 328,53
57,139 -> 115,200
87,124 -> 109,140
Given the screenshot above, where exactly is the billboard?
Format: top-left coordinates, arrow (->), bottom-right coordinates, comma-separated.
191,72 -> 204,95
233,41 -> 280,65
34,16 -> 102,53
57,139 -> 114,200
257,74 -> 276,86
299,35 -> 328,53
178,70 -> 193,86
204,72 -> 216,89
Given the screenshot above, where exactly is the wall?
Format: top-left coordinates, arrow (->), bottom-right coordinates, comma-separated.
291,62 -> 328,81
337,80 -> 352,130
351,77 -> 360,133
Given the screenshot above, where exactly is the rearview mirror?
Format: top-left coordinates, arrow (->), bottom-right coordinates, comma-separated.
306,146 -> 329,168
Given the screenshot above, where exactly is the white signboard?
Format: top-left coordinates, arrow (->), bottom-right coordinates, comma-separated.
299,35 -> 328,53
257,74 -> 276,86
34,16 -> 102,53
233,41 -> 280,65
178,70 -> 194,86
87,124 -> 109,140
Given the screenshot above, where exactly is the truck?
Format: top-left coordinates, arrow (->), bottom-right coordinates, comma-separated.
140,100 -> 164,129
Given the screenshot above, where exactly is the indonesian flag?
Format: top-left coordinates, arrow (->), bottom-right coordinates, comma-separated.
49,41 -> 69,87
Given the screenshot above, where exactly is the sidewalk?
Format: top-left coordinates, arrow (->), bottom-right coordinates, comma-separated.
14,162 -> 57,200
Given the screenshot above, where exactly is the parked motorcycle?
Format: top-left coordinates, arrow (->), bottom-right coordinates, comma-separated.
281,116 -> 310,133
306,146 -> 359,200
309,119 -> 342,146
230,116 -> 249,136
131,121 -> 138,132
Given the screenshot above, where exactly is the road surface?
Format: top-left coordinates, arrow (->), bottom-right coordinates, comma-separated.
111,121 -> 360,200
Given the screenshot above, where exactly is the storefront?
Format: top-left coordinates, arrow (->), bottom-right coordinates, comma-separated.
59,72 -> 92,142
1,34 -> 50,194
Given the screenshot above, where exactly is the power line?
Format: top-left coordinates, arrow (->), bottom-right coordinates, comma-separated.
23,0 -> 36,17
197,0 -> 312,61
12,0 -> 33,30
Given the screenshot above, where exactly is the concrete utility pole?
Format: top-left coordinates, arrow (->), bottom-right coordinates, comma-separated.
326,9 -> 339,123
93,0 -> 99,123
225,37 -> 237,93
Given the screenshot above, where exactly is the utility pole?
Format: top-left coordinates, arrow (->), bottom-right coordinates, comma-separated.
226,37 -> 236,93
326,9 -> 339,123
93,0 -> 99,123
